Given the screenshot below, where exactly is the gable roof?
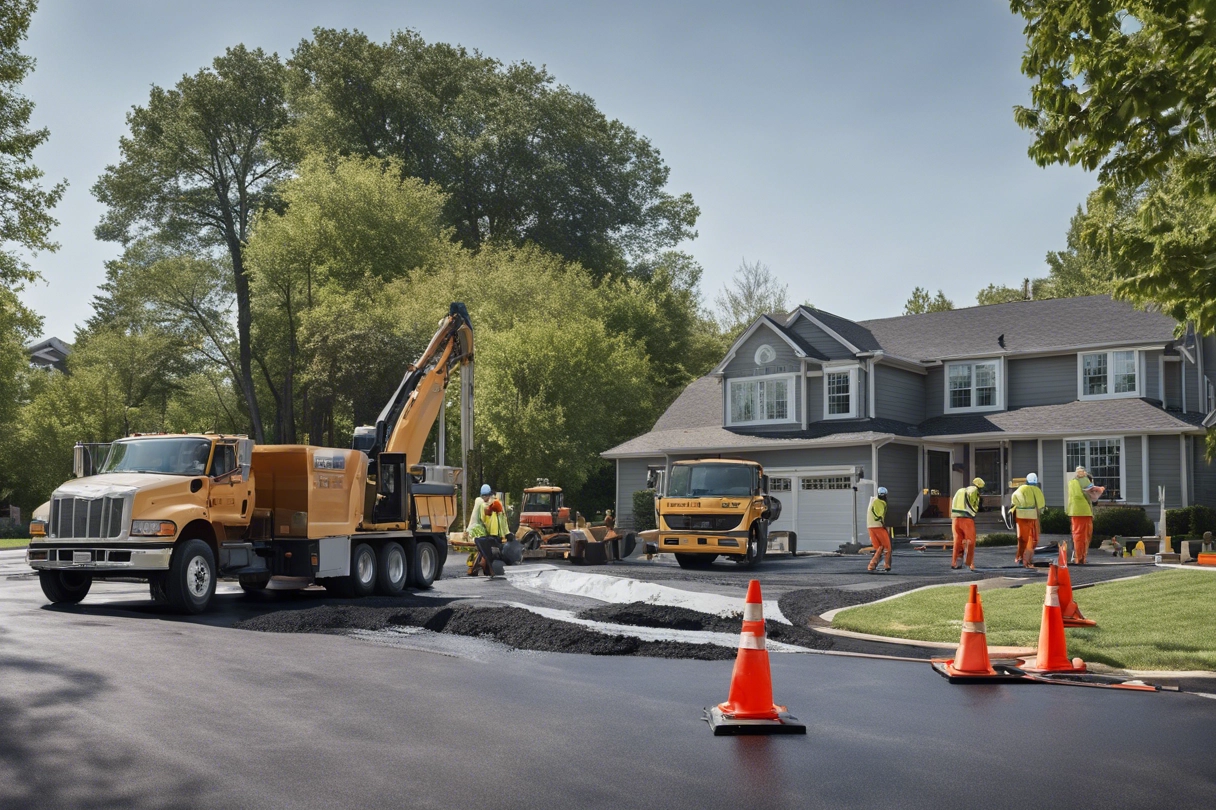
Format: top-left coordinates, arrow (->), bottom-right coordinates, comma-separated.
787,306 -> 882,353
652,376 -> 723,431
712,315 -> 827,373
857,295 -> 1178,361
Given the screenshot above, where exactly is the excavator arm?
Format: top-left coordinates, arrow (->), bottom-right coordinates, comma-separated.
372,302 -> 474,470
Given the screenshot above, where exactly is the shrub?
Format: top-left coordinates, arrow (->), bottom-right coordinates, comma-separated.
1093,506 -> 1154,539
631,489 -> 656,531
1166,508 -> 1190,536
1039,507 -> 1070,534
977,532 -> 1016,547
1166,505 -> 1216,538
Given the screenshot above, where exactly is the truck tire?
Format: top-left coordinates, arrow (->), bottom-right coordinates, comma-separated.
411,540 -> 438,589
350,542 -> 377,597
239,573 -> 271,592
674,553 -> 716,569
39,570 -> 92,604
376,542 -> 408,596
167,538 -> 217,614
787,531 -> 798,557
733,530 -> 762,569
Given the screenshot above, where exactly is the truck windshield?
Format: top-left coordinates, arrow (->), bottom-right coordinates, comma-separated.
666,464 -> 755,498
523,492 -> 555,512
100,438 -> 213,476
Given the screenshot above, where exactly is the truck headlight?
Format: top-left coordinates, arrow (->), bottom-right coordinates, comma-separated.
131,520 -> 176,537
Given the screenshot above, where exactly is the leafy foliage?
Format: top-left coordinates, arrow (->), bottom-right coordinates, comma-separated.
631,489 -> 657,531
1166,504 -> 1216,538
903,287 -> 953,314
715,258 -> 789,336
1039,506 -> 1070,534
1093,506 -> 1154,539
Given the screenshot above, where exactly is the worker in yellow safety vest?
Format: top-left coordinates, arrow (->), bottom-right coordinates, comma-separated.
866,486 -> 892,573
1011,473 -> 1046,569
1066,466 -> 1097,565
951,478 -> 984,571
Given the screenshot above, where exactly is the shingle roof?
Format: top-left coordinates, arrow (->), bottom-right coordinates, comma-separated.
855,295 -> 1177,361
795,307 -> 883,352
765,316 -> 829,361
917,398 -> 1204,438
601,423 -> 909,458
652,376 -> 723,431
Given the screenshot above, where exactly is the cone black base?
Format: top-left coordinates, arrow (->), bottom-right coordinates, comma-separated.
930,660 -> 1033,684
704,706 -> 807,735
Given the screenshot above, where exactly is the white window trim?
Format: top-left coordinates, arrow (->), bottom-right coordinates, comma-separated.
823,366 -> 859,420
944,358 -> 1003,414
725,372 -> 798,427
1077,349 -> 1141,401
1063,435 -> 1126,504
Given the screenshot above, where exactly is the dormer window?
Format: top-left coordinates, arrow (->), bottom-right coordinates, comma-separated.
944,359 -> 1001,413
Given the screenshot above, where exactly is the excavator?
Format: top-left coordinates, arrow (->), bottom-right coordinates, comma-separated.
28,303 -> 474,613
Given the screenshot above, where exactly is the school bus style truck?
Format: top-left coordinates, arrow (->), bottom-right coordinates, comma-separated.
27,303 -> 475,614
649,459 -> 782,569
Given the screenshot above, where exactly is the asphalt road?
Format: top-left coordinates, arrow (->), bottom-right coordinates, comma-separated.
2,548 -> 1213,810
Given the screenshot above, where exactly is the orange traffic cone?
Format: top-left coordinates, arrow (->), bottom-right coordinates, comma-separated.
1019,564 -> 1085,673
944,584 -> 997,677
1056,545 -> 1096,627
706,580 -> 805,735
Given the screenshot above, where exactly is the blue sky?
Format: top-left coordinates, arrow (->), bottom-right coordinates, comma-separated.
19,0 -> 1094,340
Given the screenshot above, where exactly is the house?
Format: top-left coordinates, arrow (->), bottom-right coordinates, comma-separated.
602,295 -> 1215,549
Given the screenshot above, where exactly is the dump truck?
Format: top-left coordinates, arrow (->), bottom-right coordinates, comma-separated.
649,459 -> 782,569
27,303 -> 475,613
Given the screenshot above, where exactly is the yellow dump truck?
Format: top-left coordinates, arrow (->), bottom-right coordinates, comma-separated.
650,459 -> 782,569
27,303 -> 474,613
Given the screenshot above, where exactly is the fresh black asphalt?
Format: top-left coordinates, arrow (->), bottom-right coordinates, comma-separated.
2,547 -> 1212,810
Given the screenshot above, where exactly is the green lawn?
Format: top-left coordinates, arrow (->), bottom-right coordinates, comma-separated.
832,571 -> 1216,671
0,538 -> 30,550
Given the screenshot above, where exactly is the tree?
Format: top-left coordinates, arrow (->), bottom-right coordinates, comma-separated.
903,286 -> 954,314
92,45 -> 290,442
976,281 -> 1032,306
287,28 -> 698,277
715,259 -> 789,336
1039,197 -> 1120,299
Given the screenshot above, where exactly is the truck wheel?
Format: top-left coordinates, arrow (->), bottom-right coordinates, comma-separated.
39,571 -> 92,604
376,542 -> 408,596
167,538 -> 216,614
351,543 -> 377,597
239,573 -> 271,592
411,541 -> 438,589
733,530 -> 762,569
674,553 -> 716,569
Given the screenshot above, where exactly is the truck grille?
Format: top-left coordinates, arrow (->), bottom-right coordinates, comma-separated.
49,496 -> 125,540
662,514 -> 741,532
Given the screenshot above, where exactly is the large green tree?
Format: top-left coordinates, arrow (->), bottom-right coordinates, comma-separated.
1011,1 -> 1216,329
93,45 -> 289,442
903,286 -> 954,314
287,28 -> 698,277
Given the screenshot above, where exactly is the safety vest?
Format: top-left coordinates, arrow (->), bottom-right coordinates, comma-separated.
1011,484 -> 1045,519
466,497 -> 489,537
1066,476 -> 1094,517
483,502 -> 507,537
866,496 -> 887,528
951,486 -> 980,518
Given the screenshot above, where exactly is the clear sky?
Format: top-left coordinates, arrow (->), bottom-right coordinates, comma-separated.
18,0 -> 1094,340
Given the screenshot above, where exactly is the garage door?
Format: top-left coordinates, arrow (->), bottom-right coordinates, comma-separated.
796,475 -> 856,551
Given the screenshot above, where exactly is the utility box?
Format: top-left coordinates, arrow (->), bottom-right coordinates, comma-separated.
251,446 -> 367,539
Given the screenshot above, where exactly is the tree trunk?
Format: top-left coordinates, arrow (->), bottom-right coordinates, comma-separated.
228,239 -> 265,443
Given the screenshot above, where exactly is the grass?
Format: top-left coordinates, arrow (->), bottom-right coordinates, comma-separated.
832,571 -> 1216,671
0,538 -> 30,550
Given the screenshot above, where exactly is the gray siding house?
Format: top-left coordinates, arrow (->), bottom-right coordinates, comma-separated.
603,296 -> 1215,550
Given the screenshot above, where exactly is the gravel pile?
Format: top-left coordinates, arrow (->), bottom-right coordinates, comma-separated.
237,603 -> 736,660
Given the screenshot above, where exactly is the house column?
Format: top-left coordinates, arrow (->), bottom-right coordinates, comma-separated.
1141,435 -> 1149,505
1180,435 -> 1189,507
1037,439 -> 1044,482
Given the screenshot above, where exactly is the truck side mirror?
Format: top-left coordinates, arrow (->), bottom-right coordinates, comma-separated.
237,438 -> 254,479
73,444 -> 86,478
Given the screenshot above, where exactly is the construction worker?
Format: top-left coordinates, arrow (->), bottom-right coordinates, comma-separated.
466,484 -> 493,575
866,486 -> 892,573
471,492 -> 509,578
951,478 -> 984,571
1066,466 -> 1096,565
1011,473 -> 1046,569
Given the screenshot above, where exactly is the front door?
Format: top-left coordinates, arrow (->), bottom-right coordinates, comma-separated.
207,441 -> 251,537
927,450 -> 951,496
975,448 -> 1001,495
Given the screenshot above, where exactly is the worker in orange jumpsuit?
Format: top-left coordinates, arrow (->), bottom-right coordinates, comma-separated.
866,486 -> 892,573
951,478 -> 984,571
1066,466 -> 1098,565
1011,472 -> 1046,569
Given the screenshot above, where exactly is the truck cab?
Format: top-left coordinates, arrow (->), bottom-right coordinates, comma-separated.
651,459 -> 781,569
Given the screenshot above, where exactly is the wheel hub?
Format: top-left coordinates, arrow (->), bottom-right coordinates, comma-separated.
186,556 -> 211,598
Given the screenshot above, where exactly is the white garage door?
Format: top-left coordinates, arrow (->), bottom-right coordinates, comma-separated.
796,475 -> 857,551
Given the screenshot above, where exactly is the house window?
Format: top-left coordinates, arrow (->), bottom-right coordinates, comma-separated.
1065,438 -> 1122,500
769,477 -> 791,492
945,360 -> 999,411
801,476 -> 852,490
827,371 -> 851,415
1079,350 -> 1138,399
728,374 -> 794,425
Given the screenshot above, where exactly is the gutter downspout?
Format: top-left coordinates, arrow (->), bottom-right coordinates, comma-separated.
801,359 -> 808,430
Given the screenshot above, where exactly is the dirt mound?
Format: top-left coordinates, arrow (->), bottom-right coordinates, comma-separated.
237,603 -> 736,660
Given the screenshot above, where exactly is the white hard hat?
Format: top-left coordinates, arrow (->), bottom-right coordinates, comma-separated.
1026,472 -> 1039,485
480,484 -> 492,496
877,486 -> 888,496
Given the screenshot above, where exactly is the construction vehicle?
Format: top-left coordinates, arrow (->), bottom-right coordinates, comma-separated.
28,442 -> 113,539
517,479 -> 574,551
27,303 -> 475,614
648,459 -> 782,569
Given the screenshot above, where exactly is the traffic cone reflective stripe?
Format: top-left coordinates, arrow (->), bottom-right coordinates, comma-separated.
1057,544 -> 1096,627
1021,564 -> 1085,673
944,584 -> 997,677
738,632 -> 766,651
